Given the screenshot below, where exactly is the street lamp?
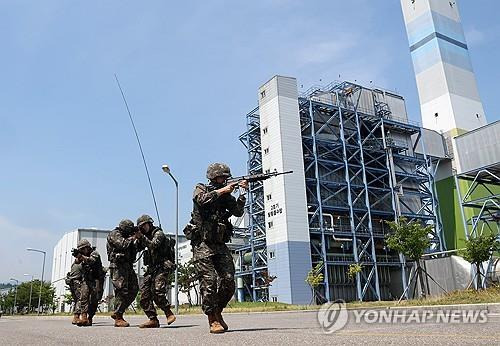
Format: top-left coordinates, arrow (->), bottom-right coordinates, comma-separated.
161,164 -> 179,314
9,278 -> 19,314
24,274 -> 34,314
27,248 -> 46,315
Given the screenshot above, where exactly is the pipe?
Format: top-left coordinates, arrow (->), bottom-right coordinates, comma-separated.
308,212 -> 352,241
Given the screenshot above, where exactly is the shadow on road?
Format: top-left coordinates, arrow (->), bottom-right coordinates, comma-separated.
227,327 -> 306,333
75,323 -> 199,329
160,324 -> 198,329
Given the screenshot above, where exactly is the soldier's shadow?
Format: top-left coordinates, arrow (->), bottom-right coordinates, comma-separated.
226,327 -> 305,332
85,323 -> 198,329
160,324 -> 198,329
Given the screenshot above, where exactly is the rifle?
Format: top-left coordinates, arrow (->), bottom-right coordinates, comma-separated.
227,170 -> 293,184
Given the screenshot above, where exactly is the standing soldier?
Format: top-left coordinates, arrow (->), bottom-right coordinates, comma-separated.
135,214 -> 176,328
73,239 -> 103,327
106,219 -> 139,327
65,260 -> 83,324
187,163 -> 247,333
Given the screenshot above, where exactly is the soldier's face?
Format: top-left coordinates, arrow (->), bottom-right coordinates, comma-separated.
82,247 -> 91,256
215,176 -> 226,184
141,223 -> 151,233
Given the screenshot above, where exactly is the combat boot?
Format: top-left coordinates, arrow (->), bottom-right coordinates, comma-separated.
164,307 -> 176,325
71,314 -> 80,325
139,317 -> 160,328
110,312 -> 117,320
114,313 -> 130,327
208,313 -> 225,334
76,313 -> 91,327
215,309 -> 228,331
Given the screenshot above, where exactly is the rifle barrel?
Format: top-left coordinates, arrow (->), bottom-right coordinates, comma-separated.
228,170 -> 293,183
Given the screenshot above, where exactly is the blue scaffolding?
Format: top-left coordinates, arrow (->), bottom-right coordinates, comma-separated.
237,81 -> 444,302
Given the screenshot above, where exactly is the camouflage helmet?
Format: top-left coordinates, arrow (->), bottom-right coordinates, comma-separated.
137,214 -> 154,227
206,162 -> 232,180
77,239 -> 92,250
118,219 -> 135,231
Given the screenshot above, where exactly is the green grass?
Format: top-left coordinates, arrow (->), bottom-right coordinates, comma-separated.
344,285 -> 500,309
178,301 -> 312,315
146,286 -> 500,314
17,286 -> 500,317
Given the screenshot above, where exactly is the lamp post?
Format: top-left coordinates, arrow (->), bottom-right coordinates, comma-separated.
24,274 -> 34,314
161,164 -> 179,314
9,278 -> 19,314
27,248 -> 46,315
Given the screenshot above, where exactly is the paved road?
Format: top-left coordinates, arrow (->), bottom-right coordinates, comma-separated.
0,310 -> 499,345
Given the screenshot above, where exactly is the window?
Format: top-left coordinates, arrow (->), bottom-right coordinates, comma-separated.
262,127 -> 268,135
268,221 -> 273,229
264,148 -> 269,155
269,251 -> 275,259
266,194 -> 272,201
260,90 -> 266,99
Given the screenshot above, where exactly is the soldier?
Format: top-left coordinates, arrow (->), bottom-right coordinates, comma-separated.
107,219 -> 139,327
73,239 -> 103,327
187,163 -> 247,333
135,214 -> 176,328
93,265 -> 106,318
65,260 -> 83,324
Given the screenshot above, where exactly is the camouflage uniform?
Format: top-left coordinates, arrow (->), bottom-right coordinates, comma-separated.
137,225 -> 175,319
65,261 -> 83,314
78,247 -> 104,319
190,182 -> 245,315
106,221 -> 139,315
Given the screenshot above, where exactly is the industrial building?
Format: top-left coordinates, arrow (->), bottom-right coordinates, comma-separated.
401,0 -> 498,251
236,76 -> 444,304
235,0 -> 499,304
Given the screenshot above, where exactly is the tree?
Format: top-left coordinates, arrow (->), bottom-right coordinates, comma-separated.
386,218 -> 433,299
2,280 -> 56,314
461,234 -> 499,290
347,263 -> 362,281
63,292 -> 74,306
305,261 -> 325,305
178,259 -> 199,306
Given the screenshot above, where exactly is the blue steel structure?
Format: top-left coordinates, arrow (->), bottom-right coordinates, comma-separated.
235,107 -> 267,302
236,81 -> 443,302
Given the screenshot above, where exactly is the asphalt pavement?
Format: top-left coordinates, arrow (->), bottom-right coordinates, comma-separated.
0,309 -> 499,345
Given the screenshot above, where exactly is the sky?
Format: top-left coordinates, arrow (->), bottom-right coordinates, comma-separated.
1,0 -> 499,283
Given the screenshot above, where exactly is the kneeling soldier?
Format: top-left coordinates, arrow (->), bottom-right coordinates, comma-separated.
135,214 -> 176,328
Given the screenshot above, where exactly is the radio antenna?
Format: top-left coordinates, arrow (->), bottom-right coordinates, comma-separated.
114,74 -> 161,228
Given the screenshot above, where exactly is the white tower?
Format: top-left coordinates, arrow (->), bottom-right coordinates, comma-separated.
258,76 -> 312,304
401,0 -> 487,134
